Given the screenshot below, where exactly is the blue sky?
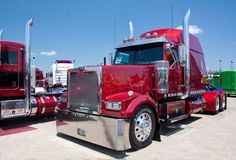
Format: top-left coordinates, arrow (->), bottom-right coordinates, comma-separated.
0,0 -> 236,73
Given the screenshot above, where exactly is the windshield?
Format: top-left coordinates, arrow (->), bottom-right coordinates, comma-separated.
113,43 -> 163,65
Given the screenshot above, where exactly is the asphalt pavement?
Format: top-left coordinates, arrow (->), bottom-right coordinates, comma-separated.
1,97 -> 236,160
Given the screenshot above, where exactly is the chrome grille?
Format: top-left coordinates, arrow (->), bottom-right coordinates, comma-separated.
68,66 -> 102,115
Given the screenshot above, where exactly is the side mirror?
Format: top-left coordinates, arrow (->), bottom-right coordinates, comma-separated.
178,44 -> 186,66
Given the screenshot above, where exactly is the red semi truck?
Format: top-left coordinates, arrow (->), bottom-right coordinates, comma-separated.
0,19 -> 58,120
56,10 -> 227,150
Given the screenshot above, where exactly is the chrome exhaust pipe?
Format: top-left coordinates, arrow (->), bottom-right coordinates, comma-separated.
181,9 -> 191,99
129,21 -> 134,39
0,29 -> 3,40
25,18 -> 33,115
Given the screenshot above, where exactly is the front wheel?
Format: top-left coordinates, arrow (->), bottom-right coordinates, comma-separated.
129,107 -> 156,150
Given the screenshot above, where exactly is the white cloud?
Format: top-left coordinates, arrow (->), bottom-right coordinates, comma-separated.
40,50 -> 57,56
176,25 -> 203,35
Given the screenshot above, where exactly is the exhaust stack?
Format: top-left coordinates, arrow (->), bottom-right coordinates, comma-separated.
0,29 -> 3,40
25,18 -> 33,115
129,21 -> 134,39
181,9 -> 191,99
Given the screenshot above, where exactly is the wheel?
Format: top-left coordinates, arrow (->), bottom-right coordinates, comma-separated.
220,94 -> 227,111
224,94 -> 227,110
214,96 -> 220,114
129,106 -> 156,150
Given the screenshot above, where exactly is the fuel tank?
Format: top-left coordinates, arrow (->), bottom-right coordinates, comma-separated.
34,95 -> 58,115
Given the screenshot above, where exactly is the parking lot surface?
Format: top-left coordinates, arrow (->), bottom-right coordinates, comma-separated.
1,97 -> 236,160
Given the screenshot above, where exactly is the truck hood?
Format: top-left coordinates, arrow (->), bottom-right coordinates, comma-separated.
102,65 -> 154,99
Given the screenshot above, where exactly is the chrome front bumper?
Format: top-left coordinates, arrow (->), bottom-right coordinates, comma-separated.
0,99 -> 27,119
56,108 -> 131,151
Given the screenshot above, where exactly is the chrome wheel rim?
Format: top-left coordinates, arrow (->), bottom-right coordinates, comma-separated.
134,112 -> 152,142
216,96 -> 220,111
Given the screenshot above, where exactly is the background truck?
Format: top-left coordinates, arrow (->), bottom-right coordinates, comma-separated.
210,70 -> 236,96
46,60 -> 74,87
0,19 -> 58,120
56,9 -> 227,150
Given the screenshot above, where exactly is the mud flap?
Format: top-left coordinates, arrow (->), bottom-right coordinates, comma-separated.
153,122 -> 161,141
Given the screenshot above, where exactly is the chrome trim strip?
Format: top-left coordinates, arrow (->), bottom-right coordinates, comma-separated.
190,89 -> 206,95
56,109 -> 131,151
115,36 -> 168,49
167,92 -> 183,97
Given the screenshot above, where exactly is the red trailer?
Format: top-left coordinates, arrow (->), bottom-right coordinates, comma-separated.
56,9 -> 227,150
0,19 -> 58,120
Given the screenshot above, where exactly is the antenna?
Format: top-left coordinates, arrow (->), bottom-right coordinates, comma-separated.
171,4 -> 174,39
114,19 -> 116,48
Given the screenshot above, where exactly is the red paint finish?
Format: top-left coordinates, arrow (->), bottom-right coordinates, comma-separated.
99,29 -> 207,118
0,126 -> 36,136
141,29 -> 206,92
35,95 -> 57,116
166,101 -> 185,115
36,68 -> 44,80
101,65 -> 155,118
140,29 -> 203,53
0,41 -> 25,97
202,91 -> 218,112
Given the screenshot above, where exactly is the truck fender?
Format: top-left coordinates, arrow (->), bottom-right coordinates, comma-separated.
126,94 -> 158,119
202,91 -> 219,113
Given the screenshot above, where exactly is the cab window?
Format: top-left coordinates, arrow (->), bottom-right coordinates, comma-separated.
0,50 -> 17,64
165,48 -> 179,67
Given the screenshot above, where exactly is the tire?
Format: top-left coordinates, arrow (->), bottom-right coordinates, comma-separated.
224,94 -> 227,110
214,96 -> 220,114
219,94 -> 227,111
129,106 -> 156,150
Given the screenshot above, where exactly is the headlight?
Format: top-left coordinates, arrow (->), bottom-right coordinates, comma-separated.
105,101 -> 122,111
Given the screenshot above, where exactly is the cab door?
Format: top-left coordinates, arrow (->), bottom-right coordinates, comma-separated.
165,47 -> 182,95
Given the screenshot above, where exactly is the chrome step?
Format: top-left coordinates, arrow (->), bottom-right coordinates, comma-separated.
169,114 -> 189,123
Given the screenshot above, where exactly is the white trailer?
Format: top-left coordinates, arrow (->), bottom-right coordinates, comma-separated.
50,60 -> 74,86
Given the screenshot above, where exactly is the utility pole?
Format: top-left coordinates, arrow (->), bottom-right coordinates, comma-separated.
231,61 -> 234,70
219,59 -> 222,72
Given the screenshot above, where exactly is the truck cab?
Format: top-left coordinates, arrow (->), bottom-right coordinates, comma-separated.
0,41 -> 25,98
0,20 -> 58,120
56,10 -> 226,151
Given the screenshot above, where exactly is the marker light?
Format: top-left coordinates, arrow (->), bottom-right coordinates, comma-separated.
153,32 -> 158,38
